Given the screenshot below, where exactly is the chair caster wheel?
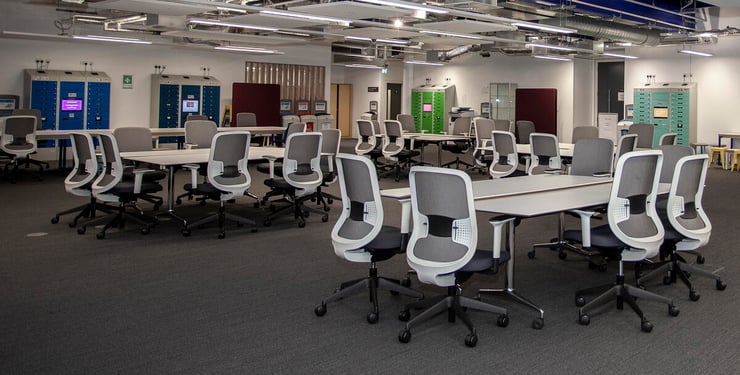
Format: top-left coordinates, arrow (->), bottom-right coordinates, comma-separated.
141,227 -> 150,235
532,317 -> 544,330
641,320 -> 653,333
69,222 -> 77,228
263,219 -> 271,227
251,227 -> 258,233
575,296 -> 586,307
96,232 -> 105,239
401,277 -> 411,288
579,314 -> 590,326
497,314 -> 509,327
218,232 -> 226,239
398,329 -> 411,343
327,198 -> 333,204
527,251 -> 536,259
716,280 -> 727,291
689,290 -> 700,301
558,251 -> 567,260
253,202 -> 260,208
398,309 -> 410,322
182,229 -> 190,237
51,216 -> 59,224
668,305 -> 680,317
696,255 -> 705,264
663,275 -> 672,285
175,199 -> 182,205
77,227 -> 86,235
366,312 -> 379,324
321,214 -> 329,222
298,220 -> 306,228
464,333 -> 478,347
314,303 -> 327,317
598,264 -> 608,272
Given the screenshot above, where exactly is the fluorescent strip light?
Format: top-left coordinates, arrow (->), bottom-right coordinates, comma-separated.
512,22 -> 576,34
345,36 -> 371,42
275,30 -> 311,37
534,55 -> 572,61
420,30 -> 482,40
216,6 -> 247,14
260,10 -> 351,27
603,52 -> 638,59
214,46 -> 283,54
345,36 -> 407,45
189,19 -> 277,31
345,64 -> 383,69
355,0 -> 448,14
526,43 -> 574,51
405,61 -> 444,66
679,49 -> 712,57
72,35 -> 152,44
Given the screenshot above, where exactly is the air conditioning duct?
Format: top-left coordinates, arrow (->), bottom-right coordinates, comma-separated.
541,16 -> 662,45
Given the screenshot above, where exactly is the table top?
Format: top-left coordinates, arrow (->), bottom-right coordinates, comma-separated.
121,146 -> 284,166
34,126 -> 286,140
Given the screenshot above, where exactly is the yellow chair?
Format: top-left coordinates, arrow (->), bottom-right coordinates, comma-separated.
727,148 -> 740,171
708,145 -> 726,169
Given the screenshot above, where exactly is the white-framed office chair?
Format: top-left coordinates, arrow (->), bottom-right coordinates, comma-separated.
314,153 -> 423,324
658,132 -> 678,146
181,131 -> 257,239
440,117 -> 473,169
114,127 -> 166,210
176,120 -> 218,205
563,150 -> 680,332
489,130 -> 525,178
515,120 -> 535,144
0,115 -> 44,182
615,133 -> 638,167
471,118 -> 496,172
396,113 -> 416,133
354,119 -> 383,167
262,132 -> 326,228
78,133 -> 162,239
398,166 -> 509,348
314,128 -> 342,210
380,120 -> 418,181
527,132 -> 562,175
571,126 -> 599,144
11,108 -> 50,169
51,132 -> 113,227
636,153 -> 727,300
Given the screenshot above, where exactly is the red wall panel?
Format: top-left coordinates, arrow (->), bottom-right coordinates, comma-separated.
232,83 -> 281,126
515,88 -> 558,136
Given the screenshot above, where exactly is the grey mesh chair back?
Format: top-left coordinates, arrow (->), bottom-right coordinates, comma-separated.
285,122 -> 306,138
528,132 -> 561,175
235,112 -> 257,126
282,115 -> 300,127
1,115 -> 37,157
658,145 -> 694,184
628,123 -> 654,149
113,127 -> 153,152
515,120 -> 535,144
319,128 -> 341,177
283,132 -> 323,196
493,119 -> 511,132
490,130 -> 519,178
608,150 -> 664,260
12,109 -> 42,128
572,126 -> 599,144
570,138 -> 614,176
448,117 -> 471,135
186,114 -> 209,121
666,154 -> 711,247
65,132 -> 98,196
407,166 -> 477,287
658,132 -> 678,146
355,119 -> 377,155
382,120 -> 405,159
92,133 -> 125,202
184,120 -> 218,149
371,120 -> 382,135
207,131 -> 252,199
472,118 -> 495,165
397,114 -> 416,133
616,133 -> 638,161
331,153 -> 384,260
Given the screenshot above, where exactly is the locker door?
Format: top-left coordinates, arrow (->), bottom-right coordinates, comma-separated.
58,81 -> 85,131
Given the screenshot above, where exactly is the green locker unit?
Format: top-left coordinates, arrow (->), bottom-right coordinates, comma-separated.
150,74 -> 221,144
632,83 -> 696,147
411,84 -> 456,134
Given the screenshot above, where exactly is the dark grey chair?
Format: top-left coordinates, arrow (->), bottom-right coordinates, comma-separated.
615,133 -> 638,168
396,114 -> 416,133
314,153 -> 423,324
572,126 -> 599,144
515,120 -> 535,144
628,122 -> 654,149
658,132 -> 678,146
186,114 -> 209,121
314,128 -> 342,210
380,120 -> 418,181
235,112 -> 257,126
0,115 -> 44,182
563,150 -> 680,332
527,132 -> 562,175
440,117 -> 473,169
398,166 -> 509,348
114,127 -> 165,209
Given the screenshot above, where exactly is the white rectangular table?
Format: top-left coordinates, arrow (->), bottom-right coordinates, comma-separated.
121,146 -> 284,226
403,132 -> 472,166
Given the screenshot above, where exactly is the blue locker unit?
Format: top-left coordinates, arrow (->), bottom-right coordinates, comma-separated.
202,84 -> 220,123
24,70 -> 59,148
58,74 -> 85,131
85,72 -> 111,130
180,84 -> 201,126
151,74 -> 221,145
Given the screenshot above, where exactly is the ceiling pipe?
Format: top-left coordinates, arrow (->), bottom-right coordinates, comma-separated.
541,16 -> 662,45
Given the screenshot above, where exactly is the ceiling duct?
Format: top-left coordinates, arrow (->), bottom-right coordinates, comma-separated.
541,16 -> 662,45
428,44 -> 481,61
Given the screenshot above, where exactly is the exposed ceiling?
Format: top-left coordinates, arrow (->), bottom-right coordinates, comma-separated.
6,0 -> 740,65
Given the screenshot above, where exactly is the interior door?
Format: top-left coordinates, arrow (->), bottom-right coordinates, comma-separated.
330,83 -> 352,137
598,61 -> 625,121
386,83 -> 402,121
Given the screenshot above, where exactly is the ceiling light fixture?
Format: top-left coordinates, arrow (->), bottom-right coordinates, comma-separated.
214,46 -> 283,54
420,30 -> 482,40
216,6 -> 247,14
72,35 -> 152,44
512,22 -> 576,34
525,43 -> 574,51
678,49 -> 712,57
345,36 -> 408,45
355,0 -> 449,14
534,55 -> 572,62
260,10 -> 352,27
345,64 -> 384,69
189,19 -> 278,31
405,61 -> 444,66
274,30 -> 311,37
603,52 -> 638,59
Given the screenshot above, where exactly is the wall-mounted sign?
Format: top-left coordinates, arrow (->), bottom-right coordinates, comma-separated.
122,74 -> 133,89
367,87 -> 379,92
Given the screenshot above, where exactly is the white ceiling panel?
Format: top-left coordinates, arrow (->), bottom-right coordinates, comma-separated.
333,27 -> 418,39
90,0 -> 211,16
420,19 -> 515,33
224,13 -> 325,29
412,35 -> 483,49
290,2 -> 413,20
161,30 -> 305,46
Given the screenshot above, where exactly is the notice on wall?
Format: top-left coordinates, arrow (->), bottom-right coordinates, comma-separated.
617,91 -> 624,102
122,74 -> 133,89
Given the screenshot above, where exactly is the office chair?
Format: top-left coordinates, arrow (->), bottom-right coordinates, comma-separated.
313,128 -> 342,211
11,108 -> 50,169
563,150 -> 680,332
380,120 -> 418,181
273,121 -> 306,147
658,132 -> 678,146
398,166 -> 509,348
515,120 -> 535,144
235,112 -> 257,126
262,132 -> 327,228
181,131 -> 257,239
314,153 -> 423,324
186,114 -> 209,121
113,127 -> 166,210
77,133 -> 162,239
636,153 -> 726,300
354,119 -> 384,168
615,133 -> 638,167
628,122 -> 654,149
255,122 -> 307,205
175,120 -> 218,205
51,132 -> 114,227
300,114 -> 318,131
489,130 -> 526,178
529,138 -> 615,263
471,118 -> 496,172
493,119 -> 511,132
0,115 -> 44,182
440,117 -> 473,169
527,132 -> 562,175
571,126 -> 599,144
396,114 -> 417,133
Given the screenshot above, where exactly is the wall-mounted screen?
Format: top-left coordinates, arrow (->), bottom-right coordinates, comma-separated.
182,99 -> 200,113
61,99 -> 83,111
653,107 -> 668,119
422,103 -> 433,112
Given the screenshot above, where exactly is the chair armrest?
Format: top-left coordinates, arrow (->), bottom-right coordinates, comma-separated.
489,215 -> 516,274
131,168 -> 156,194
264,155 -> 278,178
592,172 -> 612,177
570,209 -> 598,247
182,163 -> 200,188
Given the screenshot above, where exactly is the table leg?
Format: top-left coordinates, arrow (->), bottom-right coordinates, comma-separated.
156,165 -> 188,227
